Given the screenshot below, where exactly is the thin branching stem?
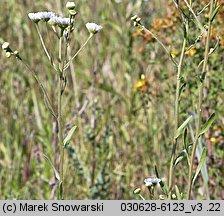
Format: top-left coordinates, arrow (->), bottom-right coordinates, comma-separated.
187,0 -> 214,199
168,37 -> 187,197
35,23 -> 53,64
183,0 -> 207,34
141,26 -> 178,67
64,34 -> 93,70
168,1 -> 191,197
18,58 -> 56,118
58,31 -> 64,200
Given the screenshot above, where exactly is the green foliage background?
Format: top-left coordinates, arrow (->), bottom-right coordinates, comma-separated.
0,0 -> 223,199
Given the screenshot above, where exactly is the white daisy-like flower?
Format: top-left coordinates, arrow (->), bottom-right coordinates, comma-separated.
86,22 -> 103,34
28,12 -> 41,23
144,177 -> 161,187
66,2 -> 76,10
38,11 -> 55,21
28,11 -> 55,23
48,16 -> 73,28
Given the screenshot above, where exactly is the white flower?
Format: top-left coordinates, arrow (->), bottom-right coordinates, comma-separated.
66,2 -> 76,10
38,11 -> 55,21
28,12 -> 41,23
48,16 -> 73,28
86,22 -> 103,34
28,11 -> 55,23
144,177 -> 161,187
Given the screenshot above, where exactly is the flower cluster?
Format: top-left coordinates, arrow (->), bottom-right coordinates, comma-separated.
1,42 -> 20,59
28,10 -> 102,34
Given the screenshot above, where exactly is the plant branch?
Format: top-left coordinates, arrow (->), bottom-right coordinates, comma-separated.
64,34 -> 93,70
187,0 -> 214,199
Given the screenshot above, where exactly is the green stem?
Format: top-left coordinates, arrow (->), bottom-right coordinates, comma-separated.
58,32 -> 64,200
183,0 -> 206,34
18,58 -> 56,118
35,23 -> 53,64
138,194 -> 145,200
141,26 -> 178,66
168,37 -> 187,197
187,0 -> 214,200
64,34 -> 93,70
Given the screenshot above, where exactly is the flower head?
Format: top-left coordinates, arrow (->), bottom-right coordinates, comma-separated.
48,16 -> 73,28
144,177 -> 161,187
66,2 -> 76,10
28,11 -> 55,23
86,23 -> 103,34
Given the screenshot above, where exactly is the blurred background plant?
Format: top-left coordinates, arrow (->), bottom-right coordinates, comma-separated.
0,0 -> 223,199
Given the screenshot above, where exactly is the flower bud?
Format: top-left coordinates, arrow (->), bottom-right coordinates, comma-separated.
133,188 -> 141,195
159,195 -> 165,200
2,42 -> 10,50
171,194 -> 177,199
69,9 -> 77,16
14,50 -> 19,55
6,52 -> 11,58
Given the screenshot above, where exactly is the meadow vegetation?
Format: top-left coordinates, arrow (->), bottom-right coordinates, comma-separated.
0,0 -> 223,199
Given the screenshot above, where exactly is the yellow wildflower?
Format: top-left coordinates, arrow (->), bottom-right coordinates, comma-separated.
134,74 -> 150,92
210,137 -> 219,143
185,48 -> 197,56
170,48 -> 179,58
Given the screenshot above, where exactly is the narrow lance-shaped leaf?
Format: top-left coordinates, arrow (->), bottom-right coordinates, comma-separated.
198,113 -> 215,137
183,128 -> 188,151
210,4 -> 222,22
192,148 -> 207,185
175,185 -> 182,200
63,125 -> 77,147
173,149 -> 188,167
174,115 -> 193,139
155,165 -> 169,195
43,154 -> 60,181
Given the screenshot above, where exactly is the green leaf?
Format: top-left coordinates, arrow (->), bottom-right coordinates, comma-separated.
43,154 -> 60,181
210,4 -> 222,22
192,148 -> 206,185
197,138 -> 209,199
63,125 -> 77,147
175,185 -> 182,200
183,128 -> 188,151
199,113 -> 215,137
173,149 -> 188,167
174,115 -> 193,139
179,83 -> 186,100
155,165 -> 169,195
121,125 -> 130,143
